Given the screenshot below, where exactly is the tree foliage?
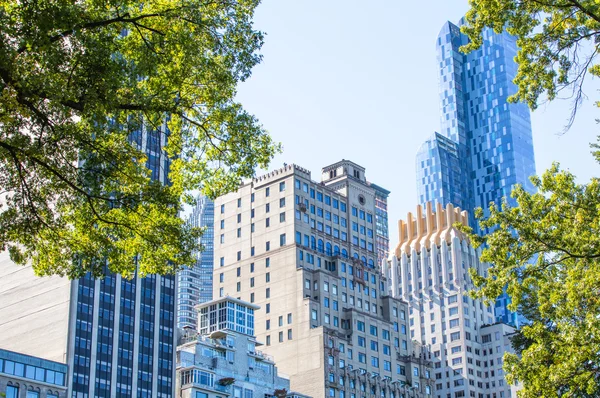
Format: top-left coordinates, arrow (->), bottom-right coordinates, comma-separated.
462,0 -> 600,127
461,163 -> 600,397
0,0 -> 279,278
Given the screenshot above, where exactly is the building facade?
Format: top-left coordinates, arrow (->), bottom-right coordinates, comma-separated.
369,184 -> 390,268
213,162 -> 433,398
0,348 -> 68,398
417,18 -> 536,218
384,203 -> 519,398
0,126 -> 177,398
178,195 -> 215,329
176,296 -> 307,398
416,18 -> 537,327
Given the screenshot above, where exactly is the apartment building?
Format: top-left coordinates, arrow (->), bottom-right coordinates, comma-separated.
213,161 -> 433,398
385,203 -> 519,398
176,296 -> 305,398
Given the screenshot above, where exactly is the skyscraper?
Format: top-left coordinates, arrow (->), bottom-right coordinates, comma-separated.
416,18 -> 537,326
417,18 -> 536,218
213,162 -> 434,398
384,203 -> 520,398
0,126 -> 177,398
177,196 -> 215,329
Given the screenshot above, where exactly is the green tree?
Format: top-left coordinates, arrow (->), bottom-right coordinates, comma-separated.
0,0 -> 279,278
461,0 -> 600,126
461,163 -> 600,397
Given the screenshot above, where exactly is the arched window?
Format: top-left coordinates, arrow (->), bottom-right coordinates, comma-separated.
326,242 -> 332,256
334,246 -> 340,256
361,256 -> 367,267
311,236 -> 316,250
318,239 -> 324,253
353,252 -> 359,259
368,259 -> 375,269
342,249 -> 348,258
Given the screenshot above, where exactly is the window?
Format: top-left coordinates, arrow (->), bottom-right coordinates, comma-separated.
27,392 -> 39,398
280,198 -> 286,207
280,234 -> 286,246
288,313 -> 293,323
370,325 -> 378,336
280,212 -> 286,222
220,234 -> 224,244
220,273 -> 224,283
6,386 -> 18,398
221,204 -> 225,213
266,258 -> 270,267
266,241 -> 270,251
220,219 -> 225,229
266,272 -> 270,282
279,332 -> 283,342
280,181 -> 285,191
288,329 -> 293,340
451,332 -> 461,341
266,203 -> 270,213
371,357 -> 379,368
266,288 -> 270,298
357,321 -> 365,332
266,335 -> 271,345
266,187 -> 270,197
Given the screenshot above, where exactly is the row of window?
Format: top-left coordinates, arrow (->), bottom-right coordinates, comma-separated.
4,386 -> 60,398
0,359 -> 66,386
294,179 -> 347,212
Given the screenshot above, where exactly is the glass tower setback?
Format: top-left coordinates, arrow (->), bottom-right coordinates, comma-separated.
177,195 -> 214,329
70,125 -> 176,398
416,18 -> 536,327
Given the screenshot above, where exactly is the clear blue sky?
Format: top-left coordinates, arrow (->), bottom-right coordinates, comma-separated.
236,0 -> 600,245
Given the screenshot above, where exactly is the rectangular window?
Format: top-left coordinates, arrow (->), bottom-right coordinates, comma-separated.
280,198 -> 286,207
280,233 -> 286,246
280,181 -> 285,191
266,187 -> 270,197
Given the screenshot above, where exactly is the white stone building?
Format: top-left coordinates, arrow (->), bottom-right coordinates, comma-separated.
176,296 -> 307,398
384,203 -> 519,398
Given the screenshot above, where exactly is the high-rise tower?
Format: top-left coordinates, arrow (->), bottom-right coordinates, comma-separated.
415,18 -> 537,326
0,125 -> 177,398
177,196 -> 215,329
417,19 -> 536,218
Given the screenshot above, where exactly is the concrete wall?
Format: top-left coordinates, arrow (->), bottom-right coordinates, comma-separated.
0,251 -> 71,363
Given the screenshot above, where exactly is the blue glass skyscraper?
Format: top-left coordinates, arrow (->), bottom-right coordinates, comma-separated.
177,195 -> 214,329
416,18 -> 536,326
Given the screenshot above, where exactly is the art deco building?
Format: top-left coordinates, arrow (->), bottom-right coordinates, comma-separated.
213,161 -> 433,398
384,203 -> 519,398
178,195 -> 215,329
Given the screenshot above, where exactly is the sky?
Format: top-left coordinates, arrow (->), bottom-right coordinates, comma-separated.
236,0 -> 600,245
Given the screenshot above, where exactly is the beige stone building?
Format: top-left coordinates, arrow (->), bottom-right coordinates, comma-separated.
213,161 -> 434,398
384,203 -> 519,398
